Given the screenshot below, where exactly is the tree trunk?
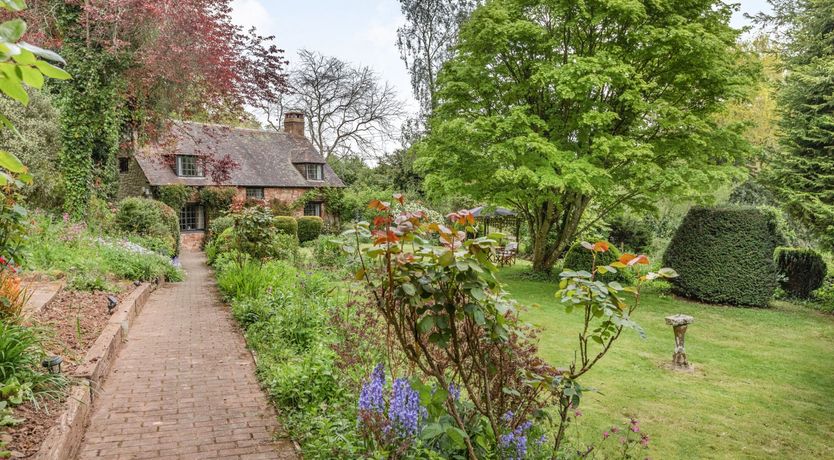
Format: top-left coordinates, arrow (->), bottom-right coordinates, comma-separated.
528,195 -> 590,273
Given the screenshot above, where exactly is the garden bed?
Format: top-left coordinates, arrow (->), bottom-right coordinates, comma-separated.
4,282 -> 136,458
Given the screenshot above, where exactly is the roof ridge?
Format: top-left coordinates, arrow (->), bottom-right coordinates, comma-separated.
173,119 -> 289,136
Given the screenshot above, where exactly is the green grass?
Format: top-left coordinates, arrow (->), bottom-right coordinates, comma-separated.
498,263 -> 834,459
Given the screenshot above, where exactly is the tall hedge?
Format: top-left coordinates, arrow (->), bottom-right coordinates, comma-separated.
114,197 -> 180,256
297,216 -> 323,243
774,247 -> 827,299
662,207 -> 781,307
563,240 -> 634,284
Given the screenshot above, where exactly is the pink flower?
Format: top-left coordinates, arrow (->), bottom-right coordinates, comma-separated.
602,431 -> 610,440
641,434 -> 650,448
574,409 -> 583,417
611,426 -> 620,433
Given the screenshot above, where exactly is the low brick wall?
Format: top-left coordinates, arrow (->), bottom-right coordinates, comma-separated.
32,280 -> 160,460
181,231 -> 204,251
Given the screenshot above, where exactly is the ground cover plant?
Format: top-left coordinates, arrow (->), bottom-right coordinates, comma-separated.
498,263 -> 834,458
26,212 -> 184,286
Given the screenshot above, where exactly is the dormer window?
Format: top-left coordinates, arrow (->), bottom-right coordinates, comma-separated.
304,164 -> 323,181
175,155 -> 203,177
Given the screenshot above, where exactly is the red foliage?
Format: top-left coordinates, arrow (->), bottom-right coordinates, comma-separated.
23,0 -> 287,123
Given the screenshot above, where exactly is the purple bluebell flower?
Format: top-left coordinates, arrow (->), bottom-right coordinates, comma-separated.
388,378 -> 423,437
448,383 -> 460,401
358,363 -> 385,414
499,419 -> 533,459
501,410 -> 514,424
535,434 -> 547,446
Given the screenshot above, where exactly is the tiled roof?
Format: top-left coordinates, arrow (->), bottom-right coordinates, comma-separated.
135,122 -> 345,188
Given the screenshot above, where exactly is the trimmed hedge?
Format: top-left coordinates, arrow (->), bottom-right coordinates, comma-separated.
114,197 -> 180,256
774,247 -> 827,298
563,240 -> 634,284
662,206 -> 781,307
297,216 -> 323,243
273,216 -> 298,238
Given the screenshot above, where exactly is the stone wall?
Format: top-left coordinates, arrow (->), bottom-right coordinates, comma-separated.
117,156 -> 152,200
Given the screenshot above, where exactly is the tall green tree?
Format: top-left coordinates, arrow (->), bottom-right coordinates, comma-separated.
760,0 -> 834,251
418,0 -> 756,272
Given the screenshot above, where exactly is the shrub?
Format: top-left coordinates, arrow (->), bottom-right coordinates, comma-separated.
297,216 -> 323,243
67,271 -> 112,292
156,184 -> 190,211
206,215 -> 234,245
563,240 -> 634,284
273,216 -> 298,238
272,233 -> 300,263
662,206 -> 781,306
0,269 -> 26,319
606,215 -> 653,253
199,186 -> 236,220
774,247 -> 827,299
312,235 -> 346,268
269,198 -> 295,216
114,197 -> 180,256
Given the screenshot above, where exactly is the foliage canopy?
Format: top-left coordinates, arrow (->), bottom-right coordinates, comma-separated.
418,0 -> 757,272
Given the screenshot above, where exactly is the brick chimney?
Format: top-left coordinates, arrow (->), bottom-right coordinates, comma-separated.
284,110 -> 305,137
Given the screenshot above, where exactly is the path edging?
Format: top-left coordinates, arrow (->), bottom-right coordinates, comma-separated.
32,280 -> 160,460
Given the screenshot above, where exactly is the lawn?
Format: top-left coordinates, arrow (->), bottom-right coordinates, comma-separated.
497,263 -> 834,459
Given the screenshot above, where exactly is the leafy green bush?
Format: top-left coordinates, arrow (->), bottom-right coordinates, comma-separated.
67,272 -> 112,292
206,215 -> 234,245
297,216 -> 323,243
156,184 -> 190,211
272,233 -> 299,263
774,247 -> 827,299
607,215 -> 653,253
663,206 -> 781,306
563,240 -> 634,284
311,235 -> 346,268
101,246 -> 181,282
199,186 -> 236,220
114,197 -> 180,256
273,216 -> 298,238
269,198 -> 295,216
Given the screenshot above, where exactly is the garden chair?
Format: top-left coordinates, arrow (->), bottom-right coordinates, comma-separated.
497,242 -> 518,266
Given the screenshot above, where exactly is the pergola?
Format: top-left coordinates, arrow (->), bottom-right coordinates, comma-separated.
469,206 -> 521,242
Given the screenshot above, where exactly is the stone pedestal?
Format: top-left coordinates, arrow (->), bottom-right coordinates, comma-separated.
665,314 -> 694,370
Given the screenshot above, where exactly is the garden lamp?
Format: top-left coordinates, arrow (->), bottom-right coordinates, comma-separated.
42,356 -> 62,374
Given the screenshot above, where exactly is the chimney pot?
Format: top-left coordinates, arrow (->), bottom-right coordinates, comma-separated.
284,110 -> 305,137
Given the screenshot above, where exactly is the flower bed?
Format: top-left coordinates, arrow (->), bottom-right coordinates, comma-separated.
210,198 -> 676,459
3,282 -> 137,457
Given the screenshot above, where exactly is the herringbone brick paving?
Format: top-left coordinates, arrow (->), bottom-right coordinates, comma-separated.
77,251 -> 296,460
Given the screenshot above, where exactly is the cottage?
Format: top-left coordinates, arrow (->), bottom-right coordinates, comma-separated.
118,111 -> 345,249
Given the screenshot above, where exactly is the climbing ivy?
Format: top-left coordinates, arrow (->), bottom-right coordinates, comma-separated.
52,1 -> 126,217
157,184 -> 191,212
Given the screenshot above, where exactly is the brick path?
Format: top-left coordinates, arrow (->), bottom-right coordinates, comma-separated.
77,251 -> 297,460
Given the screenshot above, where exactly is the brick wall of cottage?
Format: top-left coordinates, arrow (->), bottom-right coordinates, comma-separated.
233,187 -> 326,219
117,156 -> 152,200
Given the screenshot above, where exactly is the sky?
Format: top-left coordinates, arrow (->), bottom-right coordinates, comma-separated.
231,0 -> 774,123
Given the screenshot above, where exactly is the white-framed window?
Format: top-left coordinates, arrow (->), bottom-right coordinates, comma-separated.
304,202 -> 322,217
245,187 -> 264,200
304,163 -> 323,181
179,204 -> 205,231
175,155 -> 204,177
